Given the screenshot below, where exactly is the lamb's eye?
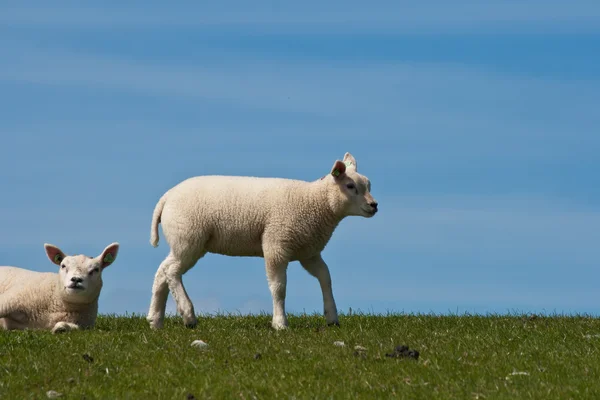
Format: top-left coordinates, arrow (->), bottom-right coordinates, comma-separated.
346,183 -> 356,190
61,264 -> 66,269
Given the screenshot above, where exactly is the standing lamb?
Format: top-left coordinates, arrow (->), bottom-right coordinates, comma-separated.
0,242 -> 119,333
147,152 -> 378,330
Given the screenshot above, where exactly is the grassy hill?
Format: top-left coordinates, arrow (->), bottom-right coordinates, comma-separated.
1,313 -> 599,399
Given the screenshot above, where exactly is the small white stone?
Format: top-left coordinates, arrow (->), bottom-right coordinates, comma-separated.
333,341 -> 345,347
46,390 -> 63,399
584,334 -> 600,339
506,371 -> 529,380
191,339 -> 209,348
354,345 -> 367,351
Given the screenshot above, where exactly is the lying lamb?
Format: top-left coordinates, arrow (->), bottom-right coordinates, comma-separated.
0,242 -> 119,333
147,152 -> 378,330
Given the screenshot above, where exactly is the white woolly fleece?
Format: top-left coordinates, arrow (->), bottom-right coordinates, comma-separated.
146,152 -> 378,330
0,242 -> 119,333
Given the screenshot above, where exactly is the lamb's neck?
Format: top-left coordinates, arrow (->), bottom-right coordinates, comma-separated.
61,298 -> 99,313
305,181 -> 344,234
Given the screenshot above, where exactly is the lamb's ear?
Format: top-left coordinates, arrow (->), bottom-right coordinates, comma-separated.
44,244 -> 66,266
330,160 -> 347,179
99,242 -> 119,268
343,152 -> 357,171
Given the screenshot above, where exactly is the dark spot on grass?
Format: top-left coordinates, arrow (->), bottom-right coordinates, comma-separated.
254,353 -> 262,360
186,394 -> 197,400
314,326 -> 325,333
386,345 -> 419,360
82,353 -> 94,363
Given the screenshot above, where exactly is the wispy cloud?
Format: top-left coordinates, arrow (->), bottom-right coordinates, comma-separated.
2,41 -> 598,147
335,194 -> 600,261
2,1 -> 600,33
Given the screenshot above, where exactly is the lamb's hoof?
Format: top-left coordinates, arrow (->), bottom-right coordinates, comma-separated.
52,322 -> 76,334
185,321 -> 197,329
183,315 -> 198,329
272,324 -> 288,331
271,320 -> 289,331
147,317 -> 164,330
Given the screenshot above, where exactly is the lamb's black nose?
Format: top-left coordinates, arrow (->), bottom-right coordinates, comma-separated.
71,277 -> 83,283
370,202 -> 378,210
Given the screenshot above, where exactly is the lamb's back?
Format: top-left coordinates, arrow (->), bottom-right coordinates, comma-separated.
0,267 -> 55,297
159,175 -> 311,257
0,267 -> 58,327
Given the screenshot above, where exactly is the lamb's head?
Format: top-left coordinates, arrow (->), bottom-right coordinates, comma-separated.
44,242 -> 120,303
325,152 -> 378,218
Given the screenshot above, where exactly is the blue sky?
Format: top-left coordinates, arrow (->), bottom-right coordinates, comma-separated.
1,1 -> 599,318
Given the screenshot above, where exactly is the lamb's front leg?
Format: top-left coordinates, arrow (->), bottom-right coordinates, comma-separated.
264,254 -> 290,330
52,321 -> 80,334
300,254 -> 339,326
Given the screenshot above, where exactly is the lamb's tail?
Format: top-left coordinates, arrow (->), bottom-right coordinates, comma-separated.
150,192 -> 168,248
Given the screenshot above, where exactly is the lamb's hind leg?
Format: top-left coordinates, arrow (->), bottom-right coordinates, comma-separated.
147,256 -> 172,329
164,250 -> 206,328
0,300 -> 27,330
0,312 -> 28,331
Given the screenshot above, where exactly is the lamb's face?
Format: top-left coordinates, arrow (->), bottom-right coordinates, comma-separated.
339,170 -> 377,218
58,255 -> 105,300
43,242 -> 120,303
328,152 -> 378,218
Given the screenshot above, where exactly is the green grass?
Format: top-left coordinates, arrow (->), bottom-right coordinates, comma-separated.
1,313 -> 600,399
